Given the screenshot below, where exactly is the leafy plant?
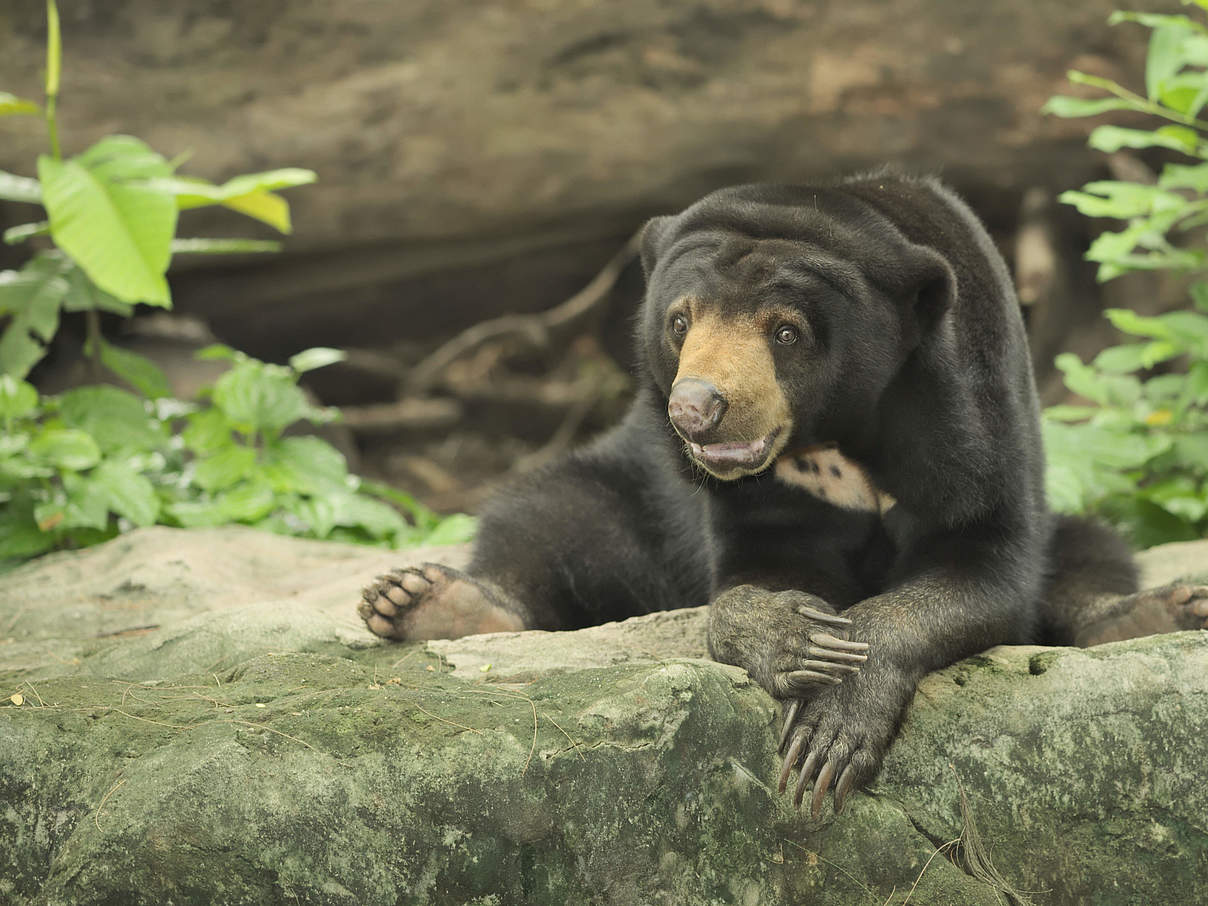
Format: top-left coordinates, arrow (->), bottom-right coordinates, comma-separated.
1043,2 -> 1208,546
1,1 -> 314,383
0,1 -> 476,563
0,348 -> 476,564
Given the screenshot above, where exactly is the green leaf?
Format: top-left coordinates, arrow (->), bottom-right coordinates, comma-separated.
89,459 -> 159,526
282,496 -> 335,538
1173,430 -> 1208,465
1141,476 -> 1208,522
164,499 -> 228,529
1043,404 -> 1098,422
3,221 -> 50,245
90,337 -> 173,399
1159,162 -> 1208,193
1054,352 -> 1142,406
1183,360 -> 1208,406
0,497 -> 56,558
1146,373 -> 1192,403
1110,11 -> 1207,32
1155,72 -> 1208,117
420,513 -> 478,546
288,347 -> 346,373
1041,95 -> 1142,118
57,386 -> 166,452
0,92 -> 40,116
0,170 -> 42,205
0,375 -> 38,418
38,136 -> 177,306
1093,342 -> 1153,373
1045,461 -> 1086,514
39,473 -> 110,532
215,482 -> 276,522
61,266 -> 134,316
182,407 -> 233,454
161,168 -> 315,234
1059,181 -> 1184,220
1111,498 -> 1200,548
192,444 -> 256,491
0,256 -> 70,378
29,427 -> 101,471
1158,310 -> 1208,345
1192,281 -> 1208,313
261,436 -> 348,495
170,238 -> 282,255
1147,25 -> 1192,101
1104,308 -> 1176,340
329,492 -> 408,539
195,343 -> 241,362
211,359 -> 312,433
1087,124 -> 1199,153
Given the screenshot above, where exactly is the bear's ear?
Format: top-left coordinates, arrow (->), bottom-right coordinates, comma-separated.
639,216 -> 674,278
906,246 -> 956,334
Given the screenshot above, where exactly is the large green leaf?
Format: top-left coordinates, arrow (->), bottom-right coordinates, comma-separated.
38,136 -> 177,306
0,255 -> 70,378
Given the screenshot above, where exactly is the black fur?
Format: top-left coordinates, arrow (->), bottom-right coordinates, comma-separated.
461,172 -> 1138,806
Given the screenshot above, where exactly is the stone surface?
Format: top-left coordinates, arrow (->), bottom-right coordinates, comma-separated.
0,527 -> 1206,905
0,1 -> 1176,361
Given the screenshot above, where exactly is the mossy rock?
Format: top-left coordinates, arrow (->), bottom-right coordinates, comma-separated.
1,527 -> 1205,905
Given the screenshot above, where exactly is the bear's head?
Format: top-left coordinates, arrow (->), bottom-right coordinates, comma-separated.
639,182 -> 954,481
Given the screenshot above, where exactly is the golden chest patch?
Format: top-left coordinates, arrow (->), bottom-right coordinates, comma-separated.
774,445 -> 897,515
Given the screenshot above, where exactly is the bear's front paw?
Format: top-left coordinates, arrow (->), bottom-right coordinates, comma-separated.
778,670 -> 902,818
708,586 -> 870,699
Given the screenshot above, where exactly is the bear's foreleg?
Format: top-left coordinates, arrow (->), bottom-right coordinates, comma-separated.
778,531 -> 1040,817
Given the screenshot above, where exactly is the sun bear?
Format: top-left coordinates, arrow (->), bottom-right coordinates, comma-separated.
358,172 -> 1208,816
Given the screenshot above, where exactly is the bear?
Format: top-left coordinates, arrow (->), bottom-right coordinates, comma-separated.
358,171 -> 1208,817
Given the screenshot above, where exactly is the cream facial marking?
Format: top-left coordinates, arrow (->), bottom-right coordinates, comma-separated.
670,298 -> 795,478
774,444 -> 897,515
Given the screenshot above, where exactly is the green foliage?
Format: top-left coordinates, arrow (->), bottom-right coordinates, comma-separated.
0,1 -> 316,381
0,353 -> 477,564
1044,3 -> 1208,546
0,2 -> 474,564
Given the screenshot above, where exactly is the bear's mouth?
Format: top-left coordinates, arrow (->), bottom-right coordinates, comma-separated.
687,428 -> 782,477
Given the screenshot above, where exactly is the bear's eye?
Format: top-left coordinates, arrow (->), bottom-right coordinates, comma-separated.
774,324 -> 800,346
670,314 -> 689,337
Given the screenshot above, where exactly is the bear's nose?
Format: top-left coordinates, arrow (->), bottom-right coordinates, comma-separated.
668,379 -> 728,441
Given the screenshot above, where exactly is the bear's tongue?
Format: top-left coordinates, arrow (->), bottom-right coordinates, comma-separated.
689,431 -> 777,471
